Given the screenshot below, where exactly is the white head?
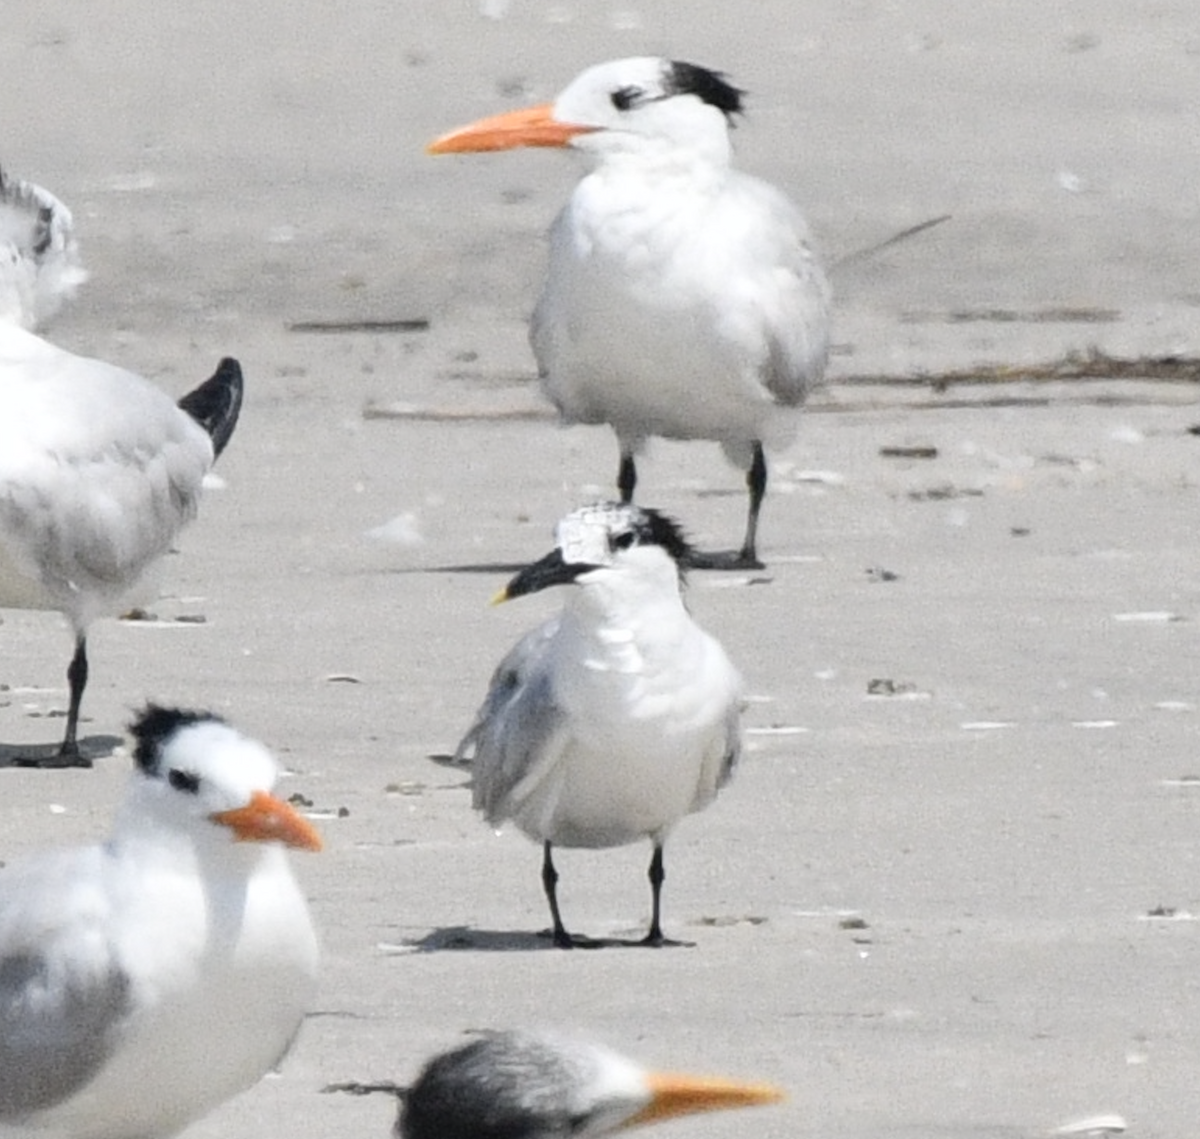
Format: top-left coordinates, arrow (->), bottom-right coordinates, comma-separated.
428,58 -> 744,170
495,503 -> 693,606
0,168 -> 87,330
118,705 -> 322,855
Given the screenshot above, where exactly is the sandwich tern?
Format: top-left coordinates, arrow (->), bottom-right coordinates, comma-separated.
455,502 -> 743,947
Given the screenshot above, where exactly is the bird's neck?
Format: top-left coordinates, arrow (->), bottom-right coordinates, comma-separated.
0,268 -> 36,330
582,134 -> 732,192
562,571 -> 694,663
110,796 -> 271,879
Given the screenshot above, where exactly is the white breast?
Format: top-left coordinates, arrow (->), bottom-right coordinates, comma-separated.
511,589 -> 742,849
8,845 -> 317,1139
532,162 -> 829,454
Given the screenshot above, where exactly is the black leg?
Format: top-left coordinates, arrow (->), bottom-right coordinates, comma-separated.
684,443 -> 768,571
62,634 -> 88,757
639,844 -> 695,948
541,842 -> 574,949
738,442 -> 767,567
14,635 -> 94,769
643,843 -> 668,945
617,451 -> 637,504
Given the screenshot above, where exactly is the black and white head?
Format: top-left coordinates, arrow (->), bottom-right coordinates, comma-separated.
123,705 -> 322,852
552,58 -> 743,160
497,503 -> 693,603
428,59 -> 744,167
397,1030 -> 783,1139
0,166 -> 86,329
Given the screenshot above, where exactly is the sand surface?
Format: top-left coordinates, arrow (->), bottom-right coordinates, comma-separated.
3,3 -> 1200,1138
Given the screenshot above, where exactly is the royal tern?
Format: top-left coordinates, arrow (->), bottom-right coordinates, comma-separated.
429,58 -> 830,569
0,170 -> 244,766
398,1030 -> 783,1139
455,502 -> 743,947
0,704 -> 321,1139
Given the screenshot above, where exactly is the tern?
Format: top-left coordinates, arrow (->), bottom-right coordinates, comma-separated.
454,503 -> 743,948
429,57 -> 830,569
398,1030 -> 784,1139
0,167 -> 244,766
0,704 -> 322,1139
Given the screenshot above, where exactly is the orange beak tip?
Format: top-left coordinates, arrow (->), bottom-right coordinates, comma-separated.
211,790 -> 325,852
628,1073 -> 786,1128
427,103 -> 595,154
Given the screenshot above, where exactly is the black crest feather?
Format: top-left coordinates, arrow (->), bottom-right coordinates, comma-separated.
129,704 -> 224,775
666,61 -> 745,122
628,506 -> 694,566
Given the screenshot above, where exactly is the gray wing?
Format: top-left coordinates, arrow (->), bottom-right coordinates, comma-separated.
454,617 -> 572,826
689,646 -> 745,814
723,171 -> 832,408
715,697 -> 743,790
0,848 -> 132,1120
0,330 -> 213,620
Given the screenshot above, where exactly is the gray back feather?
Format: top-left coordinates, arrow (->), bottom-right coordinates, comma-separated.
0,950 -> 130,1119
455,618 -> 566,825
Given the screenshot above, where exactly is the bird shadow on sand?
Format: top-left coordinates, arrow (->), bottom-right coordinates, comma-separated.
0,733 -> 123,769
404,925 -> 695,952
402,926 -> 557,953
383,562 -> 528,577
425,752 -> 470,773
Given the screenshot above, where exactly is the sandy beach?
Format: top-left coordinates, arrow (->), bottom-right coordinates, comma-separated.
3,2 -> 1200,1137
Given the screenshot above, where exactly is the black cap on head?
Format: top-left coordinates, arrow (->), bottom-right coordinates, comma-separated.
622,506 -> 693,565
129,705 -> 224,775
398,1032 -> 577,1139
665,61 -> 745,122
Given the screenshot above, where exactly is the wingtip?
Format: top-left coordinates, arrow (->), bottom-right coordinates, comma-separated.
178,357 -> 245,459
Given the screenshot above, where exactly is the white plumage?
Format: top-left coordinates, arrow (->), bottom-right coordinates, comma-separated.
0,168 -> 86,331
456,503 -> 743,947
0,705 -> 321,1139
0,167 -> 243,765
430,58 -> 830,568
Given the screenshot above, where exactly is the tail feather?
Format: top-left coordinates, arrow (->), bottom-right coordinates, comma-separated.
178,357 -> 244,459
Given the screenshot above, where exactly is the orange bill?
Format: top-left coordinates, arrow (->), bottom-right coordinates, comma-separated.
211,790 -> 324,851
623,1071 -> 785,1129
427,103 -> 597,154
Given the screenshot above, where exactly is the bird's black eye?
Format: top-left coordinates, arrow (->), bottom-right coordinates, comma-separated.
610,85 -> 642,112
610,530 -> 637,551
168,768 -> 201,794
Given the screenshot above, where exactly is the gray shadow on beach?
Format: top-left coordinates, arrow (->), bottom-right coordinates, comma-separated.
0,733 -> 123,769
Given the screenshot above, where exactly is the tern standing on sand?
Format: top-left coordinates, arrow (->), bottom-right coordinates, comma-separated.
0,168 -> 243,765
429,57 -> 830,568
455,503 -> 743,948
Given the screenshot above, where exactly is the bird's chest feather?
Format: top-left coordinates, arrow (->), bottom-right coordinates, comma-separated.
526,616 -> 735,847
552,613 -> 723,744
46,855 -> 316,1139
562,175 -> 713,304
